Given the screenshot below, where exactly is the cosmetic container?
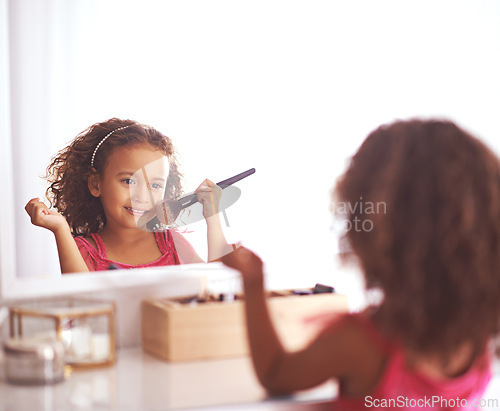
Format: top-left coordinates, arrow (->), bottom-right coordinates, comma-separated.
3,336 -> 65,384
8,298 -> 116,369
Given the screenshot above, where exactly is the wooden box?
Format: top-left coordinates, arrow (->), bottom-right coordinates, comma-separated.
141,291 -> 348,362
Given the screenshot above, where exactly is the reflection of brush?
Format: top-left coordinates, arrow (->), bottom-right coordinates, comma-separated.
142,166 -> 156,205
138,168 -> 255,231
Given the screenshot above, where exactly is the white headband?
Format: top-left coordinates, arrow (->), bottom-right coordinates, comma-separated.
90,125 -> 132,168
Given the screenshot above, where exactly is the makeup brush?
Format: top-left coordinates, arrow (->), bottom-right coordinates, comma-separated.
137,168 -> 255,231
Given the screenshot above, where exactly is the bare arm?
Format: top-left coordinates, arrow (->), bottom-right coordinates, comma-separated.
51,225 -> 90,274
25,198 -> 89,274
221,247 -> 356,395
205,213 -> 234,262
195,179 -> 233,262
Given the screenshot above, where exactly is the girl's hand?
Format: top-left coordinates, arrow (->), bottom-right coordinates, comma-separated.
195,179 -> 222,219
221,246 -> 264,288
25,198 -> 69,234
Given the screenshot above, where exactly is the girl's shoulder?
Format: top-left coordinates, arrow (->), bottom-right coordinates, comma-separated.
74,235 -> 96,248
74,233 -> 105,257
73,234 -> 103,271
319,309 -> 393,352
333,311 -> 493,400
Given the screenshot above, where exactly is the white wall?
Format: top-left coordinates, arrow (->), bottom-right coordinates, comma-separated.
8,1 -> 500,301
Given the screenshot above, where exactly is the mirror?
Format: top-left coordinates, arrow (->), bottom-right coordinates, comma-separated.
2,1 -> 500,301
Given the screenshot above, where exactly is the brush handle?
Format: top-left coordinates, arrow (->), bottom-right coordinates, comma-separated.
176,168 -> 255,210
216,168 -> 256,189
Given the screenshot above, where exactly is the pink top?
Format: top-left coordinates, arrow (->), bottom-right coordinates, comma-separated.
74,231 -> 183,271
336,314 -> 492,410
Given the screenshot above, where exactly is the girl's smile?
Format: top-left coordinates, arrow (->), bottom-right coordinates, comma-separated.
124,207 -> 148,216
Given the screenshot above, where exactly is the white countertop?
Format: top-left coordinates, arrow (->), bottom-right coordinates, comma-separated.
0,348 -> 337,411
2,346 -> 500,410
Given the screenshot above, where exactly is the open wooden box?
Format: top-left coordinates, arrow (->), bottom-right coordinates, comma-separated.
141,290 -> 348,362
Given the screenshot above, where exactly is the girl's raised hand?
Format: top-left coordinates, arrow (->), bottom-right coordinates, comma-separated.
221,246 -> 264,287
195,179 -> 222,219
25,198 -> 69,234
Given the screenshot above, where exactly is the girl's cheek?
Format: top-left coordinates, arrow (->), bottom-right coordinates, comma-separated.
154,193 -> 164,204
127,186 -> 137,198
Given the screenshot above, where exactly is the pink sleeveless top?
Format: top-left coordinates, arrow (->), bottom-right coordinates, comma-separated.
336,314 -> 492,410
74,231 -> 182,271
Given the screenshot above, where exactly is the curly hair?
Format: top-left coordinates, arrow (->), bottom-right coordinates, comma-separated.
46,118 -> 183,236
334,119 -> 500,361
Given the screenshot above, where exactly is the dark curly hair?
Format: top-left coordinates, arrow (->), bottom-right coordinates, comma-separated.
334,119 -> 500,361
46,118 -> 183,236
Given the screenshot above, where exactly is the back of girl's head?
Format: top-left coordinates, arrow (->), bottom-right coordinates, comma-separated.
335,119 -> 500,357
46,118 -> 182,235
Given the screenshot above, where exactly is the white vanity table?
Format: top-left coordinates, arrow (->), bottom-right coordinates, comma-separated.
2,347 -> 499,411
3,267 -> 500,410
0,348 -> 337,410
0,264 -> 339,410
2,266 -> 500,410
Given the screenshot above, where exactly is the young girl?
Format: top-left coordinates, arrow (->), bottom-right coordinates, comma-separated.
25,118 -> 233,273
222,119 -> 500,409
